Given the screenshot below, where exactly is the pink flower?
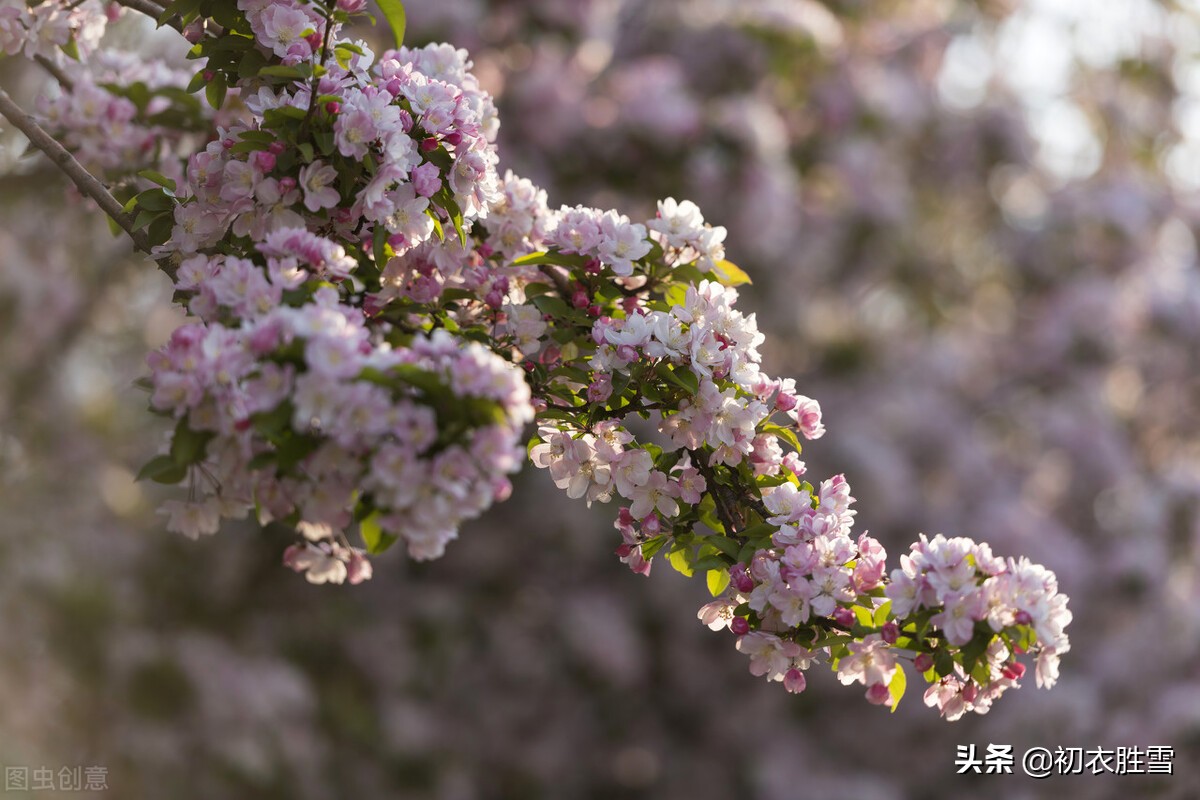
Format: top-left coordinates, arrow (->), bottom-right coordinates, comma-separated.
299,161 -> 341,212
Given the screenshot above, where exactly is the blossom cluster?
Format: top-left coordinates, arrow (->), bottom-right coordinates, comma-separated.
0,0 -> 110,63
1,0 -> 1072,718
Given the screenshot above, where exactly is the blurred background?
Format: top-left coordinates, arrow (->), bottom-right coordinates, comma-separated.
2,0 -> 1199,797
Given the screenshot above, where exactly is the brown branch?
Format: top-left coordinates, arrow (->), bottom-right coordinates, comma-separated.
33,55 -> 74,92
114,0 -> 184,33
537,264 -> 573,298
0,87 -> 153,255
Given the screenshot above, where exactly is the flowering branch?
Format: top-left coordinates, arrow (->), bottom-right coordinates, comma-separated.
0,88 -> 151,255
0,0 -> 1071,721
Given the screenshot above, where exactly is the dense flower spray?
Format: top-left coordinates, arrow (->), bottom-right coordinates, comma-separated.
0,0 -> 1070,718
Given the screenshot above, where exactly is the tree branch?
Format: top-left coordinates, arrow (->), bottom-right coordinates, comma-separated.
33,56 -> 74,92
0,87 -> 152,255
114,0 -> 184,33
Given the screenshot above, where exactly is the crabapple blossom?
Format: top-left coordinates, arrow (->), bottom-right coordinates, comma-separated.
0,0 -> 1072,722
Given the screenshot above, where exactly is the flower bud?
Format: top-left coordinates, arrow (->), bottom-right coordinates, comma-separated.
881,621 -> 899,644
913,653 -> 934,673
783,668 -> 807,694
730,617 -> 750,636
324,101 -> 341,115
730,564 -> 755,594
1001,661 -> 1026,681
832,606 -> 856,628
866,683 -> 892,705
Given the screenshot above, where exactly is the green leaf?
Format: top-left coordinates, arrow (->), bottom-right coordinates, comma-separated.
205,71 -> 227,110
134,188 -> 175,213
375,0 -> 407,47
671,263 -> 707,285
711,259 -> 752,287
763,423 -> 803,454
511,251 -> 590,269
373,224 -> 390,268
531,294 -> 570,318
185,69 -> 208,94
259,64 -> 312,80
359,512 -> 399,555
706,569 -> 730,597
60,35 -> 81,61
137,170 -> 177,193
157,0 -> 203,26
737,521 -> 777,543
654,361 -> 699,395
849,605 -> 872,628
170,418 -> 214,466
705,535 -> 741,559
873,600 -> 893,627
640,535 -> 669,559
667,548 -> 694,577
135,454 -> 187,484
888,664 -> 907,713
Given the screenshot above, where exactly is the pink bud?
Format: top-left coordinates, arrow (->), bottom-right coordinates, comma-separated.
336,0 -> 367,12
234,418 -> 252,433
346,551 -> 373,584
571,290 -> 589,309
202,69 -> 214,83
961,682 -> 978,703
385,78 -> 404,96
420,137 -> 439,152
832,607 -> 856,628
866,683 -> 892,706
1001,661 -> 1026,681
1014,610 -> 1032,626
621,296 -> 640,314
278,177 -> 297,193
587,304 -> 602,317
585,258 -> 602,275
641,513 -> 662,535
442,131 -> 462,148
282,544 -> 305,570
617,507 -> 636,526
730,564 -> 755,594
305,32 -> 322,51
268,140 -> 286,156
783,668 -> 807,694
881,621 -> 899,644
183,20 -> 204,44
913,653 -> 934,673
251,151 -> 276,173
324,101 -> 341,115
775,391 -> 799,413
730,617 -> 750,636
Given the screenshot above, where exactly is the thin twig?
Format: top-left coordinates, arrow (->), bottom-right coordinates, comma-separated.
0,87 -> 152,255
33,55 -> 74,92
